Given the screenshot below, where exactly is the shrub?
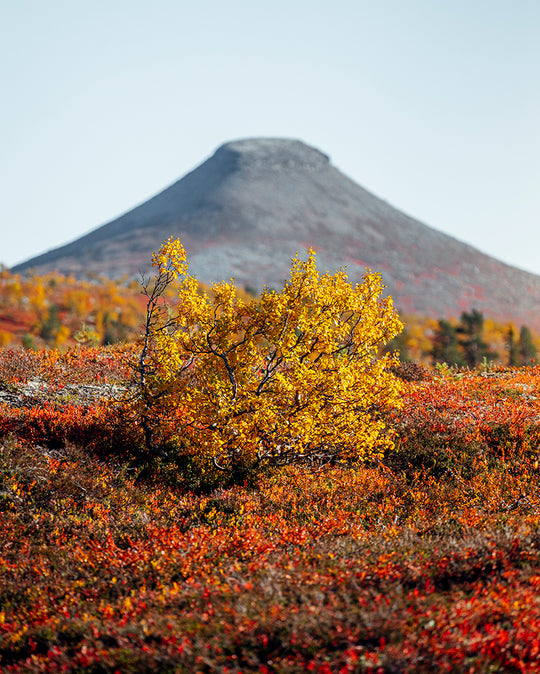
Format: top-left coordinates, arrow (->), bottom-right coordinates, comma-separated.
135,237 -> 404,478
390,361 -> 430,382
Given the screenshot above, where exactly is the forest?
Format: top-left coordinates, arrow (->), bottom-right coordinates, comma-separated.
2,245 -> 540,672
1,266 -> 538,367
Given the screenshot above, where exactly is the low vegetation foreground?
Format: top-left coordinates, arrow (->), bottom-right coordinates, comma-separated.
1,240 -> 540,672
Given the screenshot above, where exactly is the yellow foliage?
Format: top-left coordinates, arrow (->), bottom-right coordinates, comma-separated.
137,239 -> 405,473
0,330 -> 12,347
54,324 -> 71,347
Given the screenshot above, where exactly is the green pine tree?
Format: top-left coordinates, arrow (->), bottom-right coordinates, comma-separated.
518,325 -> 537,365
431,319 -> 465,366
457,310 -> 497,368
507,326 -> 519,366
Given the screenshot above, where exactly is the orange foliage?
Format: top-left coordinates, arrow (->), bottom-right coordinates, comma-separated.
0,269 -> 147,348
0,269 -> 256,350
0,350 -> 540,670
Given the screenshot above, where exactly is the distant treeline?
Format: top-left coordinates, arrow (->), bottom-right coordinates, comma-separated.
0,268 -> 538,365
0,268 -> 252,350
389,309 -> 538,367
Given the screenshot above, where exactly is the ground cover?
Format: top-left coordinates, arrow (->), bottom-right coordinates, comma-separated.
1,348 -> 540,672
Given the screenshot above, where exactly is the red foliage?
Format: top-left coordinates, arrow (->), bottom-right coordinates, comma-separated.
1,349 -> 540,671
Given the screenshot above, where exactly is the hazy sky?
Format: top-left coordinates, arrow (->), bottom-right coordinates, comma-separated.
2,1 -> 539,275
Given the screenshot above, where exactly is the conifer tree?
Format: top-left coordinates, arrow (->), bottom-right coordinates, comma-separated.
457,310 -> 497,368
431,319 -> 464,366
518,325 -> 537,365
507,325 -> 519,366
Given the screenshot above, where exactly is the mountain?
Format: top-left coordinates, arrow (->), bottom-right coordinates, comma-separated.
12,138 -> 540,331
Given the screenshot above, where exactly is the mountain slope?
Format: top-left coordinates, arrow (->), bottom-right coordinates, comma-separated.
12,138 -> 540,330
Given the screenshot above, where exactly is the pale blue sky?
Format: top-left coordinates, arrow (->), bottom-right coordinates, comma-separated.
2,1 -> 539,274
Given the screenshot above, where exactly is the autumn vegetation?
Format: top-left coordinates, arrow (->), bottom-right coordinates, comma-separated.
2,244 -> 540,671
135,238 -> 403,478
1,262 -> 539,365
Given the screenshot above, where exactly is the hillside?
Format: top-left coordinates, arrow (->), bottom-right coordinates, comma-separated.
12,138 -> 540,331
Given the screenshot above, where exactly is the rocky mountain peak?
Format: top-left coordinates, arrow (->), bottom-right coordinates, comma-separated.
11,137 -> 540,331
215,138 -> 330,172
